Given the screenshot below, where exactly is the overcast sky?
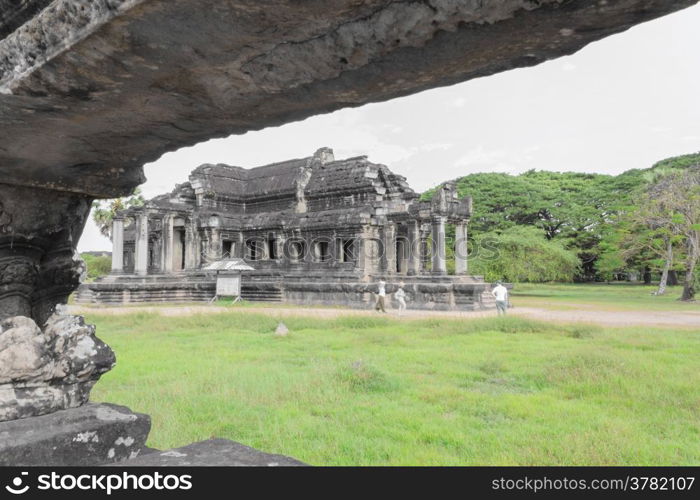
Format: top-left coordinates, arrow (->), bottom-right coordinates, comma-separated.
79,4 -> 700,252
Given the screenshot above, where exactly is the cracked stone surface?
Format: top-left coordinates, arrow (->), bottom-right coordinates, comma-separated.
0,402 -> 151,465
0,0 -> 697,197
116,438 -> 306,466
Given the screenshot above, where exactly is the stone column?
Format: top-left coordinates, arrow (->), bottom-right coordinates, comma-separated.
420,225 -> 431,274
276,233 -> 286,262
333,235 -> 341,264
162,214 -> 174,274
0,183 -> 116,421
184,222 -> 197,270
454,219 -> 469,275
407,220 -> 421,276
355,226 -> 379,279
236,232 -> 245,258
431,215 -> 447,275
383,222 -> 397,274
134,213 -> 149,276
111,218 -> 124,273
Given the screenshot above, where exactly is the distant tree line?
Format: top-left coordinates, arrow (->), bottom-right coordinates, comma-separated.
423,152 -> 700,300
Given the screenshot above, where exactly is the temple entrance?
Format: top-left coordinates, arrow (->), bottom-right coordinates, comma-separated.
223,240 -> 235,258
396,239 -> 406,274
173,228 -> 186,271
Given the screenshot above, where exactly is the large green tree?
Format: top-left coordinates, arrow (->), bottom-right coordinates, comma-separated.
646,166 -> 700,301
423,152 -> 700,282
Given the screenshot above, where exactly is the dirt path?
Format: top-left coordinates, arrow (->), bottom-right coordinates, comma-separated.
69,303 -> 700,329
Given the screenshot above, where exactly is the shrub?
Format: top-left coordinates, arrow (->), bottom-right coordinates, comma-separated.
81,253 -> 112,281
469,226 -> 580,282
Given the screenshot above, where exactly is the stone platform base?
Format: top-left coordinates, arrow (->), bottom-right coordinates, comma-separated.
115,438 -> 306,466
75,273 -> 215,304
0,403 -> 151,466
76,271 -> 497,310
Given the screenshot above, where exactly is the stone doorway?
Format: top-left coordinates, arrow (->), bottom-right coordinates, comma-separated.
173,228 -> 186,271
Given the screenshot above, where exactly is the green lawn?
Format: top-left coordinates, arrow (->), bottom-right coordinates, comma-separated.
87,310 -> 700,466
512,282 -> 700,312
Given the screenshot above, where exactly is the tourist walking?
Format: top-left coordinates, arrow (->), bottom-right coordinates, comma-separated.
375,280 -> 387,313
394,284 -> 407,316
492,281 -> 508,315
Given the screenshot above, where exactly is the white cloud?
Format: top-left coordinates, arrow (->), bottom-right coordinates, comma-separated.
454,146 -> 507,168
452,97 -> 467,107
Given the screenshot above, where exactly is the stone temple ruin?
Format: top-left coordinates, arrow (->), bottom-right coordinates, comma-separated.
78,147 -> 494,310
1,0 -> 695,466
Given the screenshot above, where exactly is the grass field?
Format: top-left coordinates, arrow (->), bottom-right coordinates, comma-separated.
87,308 -> 700,466
512,282 -> 699,312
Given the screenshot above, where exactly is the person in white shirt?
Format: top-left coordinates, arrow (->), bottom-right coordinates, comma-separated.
491,281 -> 508,315
394,285 -> 407,316
375,280 -> 387,313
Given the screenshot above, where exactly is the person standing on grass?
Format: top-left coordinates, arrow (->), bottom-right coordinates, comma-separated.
492,281 -> 508,316
375,280 -> 387,313
394,284 -> 407,316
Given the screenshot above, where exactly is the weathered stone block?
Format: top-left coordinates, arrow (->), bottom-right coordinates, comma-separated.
0,313 -> 114,422
116,439 -> 305,467
0,403 -> 151,466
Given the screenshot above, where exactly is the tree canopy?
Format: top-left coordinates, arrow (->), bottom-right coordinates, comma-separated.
422,152 -> 700,287
91,189 -> 145,239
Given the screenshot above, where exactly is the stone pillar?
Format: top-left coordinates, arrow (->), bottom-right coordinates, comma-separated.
407,220 -> 421,276
276,233 -> 286,262
162,214 -> 174,274
134,213 -> 149,276
431,215 -> 447,275
237,233 -> 245,259
334,235 -> 341,264
185,221 -> 199,271
455,219 -> 469,275
356,226 -> 379,279
111,218 -> 124,273
0,183 -> 116,421
420,226 -> 431,274
383,222 -> 397,274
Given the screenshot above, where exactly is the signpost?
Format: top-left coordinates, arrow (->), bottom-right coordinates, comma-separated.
203,258 -> 254,304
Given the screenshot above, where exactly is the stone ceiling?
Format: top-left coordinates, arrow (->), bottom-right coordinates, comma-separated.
0,0 -> 697,198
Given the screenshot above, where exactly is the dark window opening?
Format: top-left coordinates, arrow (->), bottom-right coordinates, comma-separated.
342,239 -> 354,263
316,241 -> 330,262
246,240 -> 260,261
223,240 -> 234,258
396,239 -> 405,273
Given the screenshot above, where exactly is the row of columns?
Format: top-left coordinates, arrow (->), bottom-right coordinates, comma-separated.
111,213 -> 469,277
381,217 -> 468,276
111,212 -> 197,276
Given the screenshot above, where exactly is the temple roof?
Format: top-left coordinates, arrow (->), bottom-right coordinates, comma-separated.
188,148 -> 416,201
190,158 -> 306,199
